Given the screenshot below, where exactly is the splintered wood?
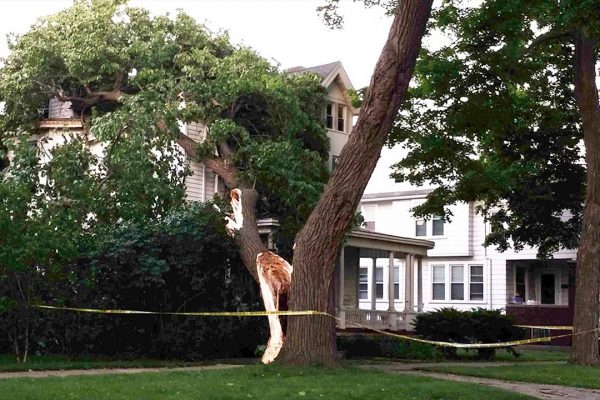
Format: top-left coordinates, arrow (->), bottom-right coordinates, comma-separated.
225,189 -> 292,364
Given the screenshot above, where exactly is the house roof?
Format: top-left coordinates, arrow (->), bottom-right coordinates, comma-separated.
347,228 -> 434,256
287,61 -> 341,79
287,61 -> 355,91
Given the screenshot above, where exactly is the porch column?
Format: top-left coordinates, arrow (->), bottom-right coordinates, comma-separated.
417,256 -> 423,312
371,257 -> 377,311
404,253 -> 413,312
338,246 -> 345,309
388,251 -> 395,311
338,246 -> 346,329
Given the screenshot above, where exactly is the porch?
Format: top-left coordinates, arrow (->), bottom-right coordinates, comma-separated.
506,259 -> 575,345
335,229 -> 434,332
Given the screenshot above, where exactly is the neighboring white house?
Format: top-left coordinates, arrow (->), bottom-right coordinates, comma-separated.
351,146 -> 577,334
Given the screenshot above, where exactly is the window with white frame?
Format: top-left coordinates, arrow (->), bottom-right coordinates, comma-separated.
415,216 -> 444,237
415,219 -> 427,236
375,265 -> 384,299
337,104 -> 346,132
432,215 -> 444,236
470,265 -> 484,300
431,263 -> 485,301
359,267 -> 369,300
450,265 -> 464,300
432,265 -> 445,300
325,103 -> 334,129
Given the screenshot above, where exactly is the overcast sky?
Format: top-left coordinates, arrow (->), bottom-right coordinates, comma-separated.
0,0 -> 426,193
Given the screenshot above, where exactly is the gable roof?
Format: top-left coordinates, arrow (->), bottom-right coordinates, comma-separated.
287,61 -> 355,91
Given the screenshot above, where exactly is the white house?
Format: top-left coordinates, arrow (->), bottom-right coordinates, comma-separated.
349,146 -> 577,336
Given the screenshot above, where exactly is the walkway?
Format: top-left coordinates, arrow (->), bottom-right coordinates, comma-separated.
365,361 -> 600,400
0,364 -> 243,380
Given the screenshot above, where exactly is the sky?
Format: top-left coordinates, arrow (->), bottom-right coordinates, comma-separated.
0,0 -> 427,194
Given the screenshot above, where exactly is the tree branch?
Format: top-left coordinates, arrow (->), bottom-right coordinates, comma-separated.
526,29 -> 574,54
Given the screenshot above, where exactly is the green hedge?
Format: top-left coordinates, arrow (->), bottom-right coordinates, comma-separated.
414,308 -> 523,359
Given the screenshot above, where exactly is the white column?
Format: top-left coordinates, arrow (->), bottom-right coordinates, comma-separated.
417,256 -> 423,312
404,253 -> 413,312
371,257 -> 377,311
388,251 -> 395,311
338,246 -> 345,309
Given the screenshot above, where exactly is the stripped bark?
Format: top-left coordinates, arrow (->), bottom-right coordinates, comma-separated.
570,30 -> 600,366
225,190 -> 291,363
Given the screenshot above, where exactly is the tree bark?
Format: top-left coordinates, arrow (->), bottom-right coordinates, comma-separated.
278,0 -> 433,365
571,30 -> 600,366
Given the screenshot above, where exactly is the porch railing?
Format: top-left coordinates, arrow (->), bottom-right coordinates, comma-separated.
337,308 -> 417,332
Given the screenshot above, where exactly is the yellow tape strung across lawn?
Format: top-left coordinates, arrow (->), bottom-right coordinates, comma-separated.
515,325 -> 573,331
34,305 -> 594,349
34,304 -> 324,317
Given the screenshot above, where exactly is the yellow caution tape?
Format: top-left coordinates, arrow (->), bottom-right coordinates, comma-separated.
34,304 -> 595,350
33,304 -> 327,317
515,325 -> 573,331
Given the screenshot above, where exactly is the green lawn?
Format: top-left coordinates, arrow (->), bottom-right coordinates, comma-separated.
458,348 -> 570,362
420,363 -> 600,389
0,354 -> 250,373
0,365 -> 535,400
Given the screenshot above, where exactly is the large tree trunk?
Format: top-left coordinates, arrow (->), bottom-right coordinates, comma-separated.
571,30 -> 600,366
278,0 -> 433,366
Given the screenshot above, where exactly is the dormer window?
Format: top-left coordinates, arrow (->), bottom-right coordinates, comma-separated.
337,105 -> 345,132
325,102 -> 348,133
326,103 -> 334,129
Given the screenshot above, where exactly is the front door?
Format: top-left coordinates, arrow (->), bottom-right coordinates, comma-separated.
540,273 -> 556,304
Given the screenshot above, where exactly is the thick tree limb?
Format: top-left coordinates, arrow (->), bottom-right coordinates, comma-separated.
526,29 -> 574,54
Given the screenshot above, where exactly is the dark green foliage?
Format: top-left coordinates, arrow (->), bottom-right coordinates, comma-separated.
390,0 -> 597,257
414,308 -> 522,360
337,335 -> 440,360
0,203 -> 267,359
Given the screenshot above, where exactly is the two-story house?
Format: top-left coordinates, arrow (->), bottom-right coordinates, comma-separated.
355,146 -> 577,341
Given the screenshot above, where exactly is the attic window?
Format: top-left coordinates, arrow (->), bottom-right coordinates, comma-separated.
326,103 -> 333,129
337,105 -> 345,132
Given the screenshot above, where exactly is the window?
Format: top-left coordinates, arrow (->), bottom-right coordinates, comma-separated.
375,266 -> 384,299
325,103 -> 333,129
359,267 -> 369,300
432,215 -> 444,236
432,265 -> 445,300
337,105 -> 345,132
450,265 -> 464,300
470,265 -> 484,300
331,155 -> 340,171
393,265 -> 400,300
515,266 -> 526,299
415,219 -> 427,236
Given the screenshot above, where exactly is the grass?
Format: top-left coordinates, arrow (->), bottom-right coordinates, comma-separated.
457,348 -> 570,362
420,363 -> 600,389
0,365 -> 535,400
0,354 -> 251,373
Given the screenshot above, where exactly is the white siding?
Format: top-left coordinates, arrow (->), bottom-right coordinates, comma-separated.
359,194 -> 577,313
48,98 -> 75,119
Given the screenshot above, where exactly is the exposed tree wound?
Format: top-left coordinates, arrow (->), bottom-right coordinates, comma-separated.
225,189 -> 292,364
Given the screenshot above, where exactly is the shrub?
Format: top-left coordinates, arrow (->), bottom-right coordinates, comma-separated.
1,202 -> 268,359
413,308 -> 523,360
337,335 -> 440,360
